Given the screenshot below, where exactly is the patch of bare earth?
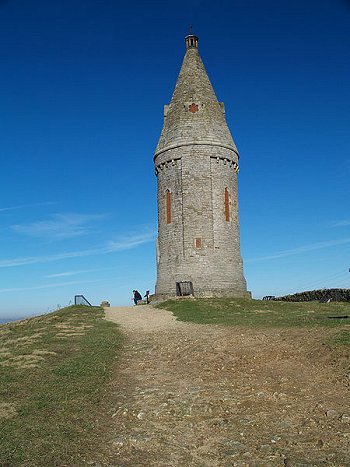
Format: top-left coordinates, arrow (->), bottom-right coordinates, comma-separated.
89,306 -> 349,467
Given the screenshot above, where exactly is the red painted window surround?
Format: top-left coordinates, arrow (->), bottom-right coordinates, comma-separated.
224,187 -> 230,222
166,190 -> 171,224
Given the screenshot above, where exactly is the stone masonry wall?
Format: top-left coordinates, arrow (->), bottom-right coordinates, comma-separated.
154,38 -> 248,298
155,144 -> 247,297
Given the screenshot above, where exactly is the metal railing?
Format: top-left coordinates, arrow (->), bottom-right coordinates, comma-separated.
74,295 -> 92,306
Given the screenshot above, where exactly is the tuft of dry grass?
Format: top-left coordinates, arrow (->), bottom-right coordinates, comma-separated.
0,402 -> 17,420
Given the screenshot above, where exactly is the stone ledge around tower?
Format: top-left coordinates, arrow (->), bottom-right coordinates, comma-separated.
153,290 -> 252,301
154,140 -> 239,160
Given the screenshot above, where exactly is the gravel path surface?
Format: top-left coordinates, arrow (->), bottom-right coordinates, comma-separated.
104,305 -> 189,332
90,305 -> 350,467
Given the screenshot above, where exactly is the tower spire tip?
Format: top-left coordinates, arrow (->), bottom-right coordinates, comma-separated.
185,28 -> 198,49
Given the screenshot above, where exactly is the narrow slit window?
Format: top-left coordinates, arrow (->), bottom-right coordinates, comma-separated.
224,187 -> 230,221
166,190 -> 171,224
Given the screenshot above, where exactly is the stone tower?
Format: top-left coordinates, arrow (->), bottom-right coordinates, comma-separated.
154,34 -> 249,298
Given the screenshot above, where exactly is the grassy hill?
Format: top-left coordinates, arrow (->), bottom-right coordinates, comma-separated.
157,298 -> 350,346
1,299 -> 349,466
0,305 -> 123,466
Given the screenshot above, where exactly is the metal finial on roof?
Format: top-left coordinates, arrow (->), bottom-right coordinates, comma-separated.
185,27 -> 198,49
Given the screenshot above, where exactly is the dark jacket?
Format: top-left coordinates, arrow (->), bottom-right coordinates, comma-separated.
134,291 -> 142,300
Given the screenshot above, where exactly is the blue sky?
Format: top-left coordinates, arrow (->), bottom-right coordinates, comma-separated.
0,0 -> 349,319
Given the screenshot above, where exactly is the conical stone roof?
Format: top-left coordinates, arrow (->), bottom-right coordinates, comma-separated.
155,36 -> 238,158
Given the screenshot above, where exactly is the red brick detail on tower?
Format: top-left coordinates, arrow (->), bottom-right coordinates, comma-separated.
166,190 -> 171,224
224,187 -> 230,222
195,237 -> 202,249
188,103 -> 199,113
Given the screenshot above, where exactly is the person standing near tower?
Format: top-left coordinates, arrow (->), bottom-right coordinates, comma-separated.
132,290 -> 142,305
154,33 -> 249,299
144,290 -> 150,304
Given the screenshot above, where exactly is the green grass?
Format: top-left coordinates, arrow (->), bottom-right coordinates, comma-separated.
0,305 -> 123,466
329,330 -> 350,347
158,299 -> 350,353
157,298 -> 350,329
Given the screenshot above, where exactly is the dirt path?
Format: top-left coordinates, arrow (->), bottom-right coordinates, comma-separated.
92,305 -> 350,467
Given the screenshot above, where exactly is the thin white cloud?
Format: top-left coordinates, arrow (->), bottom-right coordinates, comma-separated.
0,202 -> 54,212
0,278 -> 108,293
330,220 -> 350,227
107,231 -> 156,250
246,237 -> 350,263
45,271 -> 81,278
0,230 -> 156,268
11,213 -> 108,239
45,266 -> 120,278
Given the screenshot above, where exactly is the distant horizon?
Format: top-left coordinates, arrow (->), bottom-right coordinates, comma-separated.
2,284 -> 350,325
0,316 -> 28,325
